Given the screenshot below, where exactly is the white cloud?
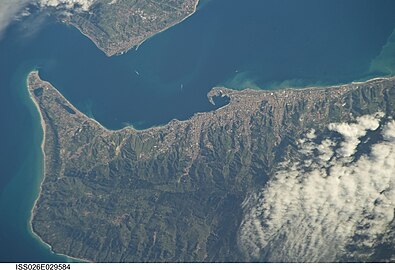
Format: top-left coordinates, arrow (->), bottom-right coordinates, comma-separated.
328,112 -> 384,157
239,113 -> 395,262
38,0 -> 96,11
0,0 -> 96,40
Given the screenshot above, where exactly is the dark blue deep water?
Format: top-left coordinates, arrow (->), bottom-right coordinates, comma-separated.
1,0 -> 395,262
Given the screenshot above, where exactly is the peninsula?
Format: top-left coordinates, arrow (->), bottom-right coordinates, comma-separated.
27,71 -> 395,262
54,0 -> 200,56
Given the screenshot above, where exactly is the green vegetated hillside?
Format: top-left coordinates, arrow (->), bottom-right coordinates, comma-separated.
29,72 -> 395,262
59,0 -> 198,56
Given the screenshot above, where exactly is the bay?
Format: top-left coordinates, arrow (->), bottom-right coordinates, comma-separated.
1,0 -> 395,262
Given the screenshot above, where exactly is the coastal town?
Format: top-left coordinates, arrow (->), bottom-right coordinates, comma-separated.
27,70 -> 395,262
58,0 -> 200,56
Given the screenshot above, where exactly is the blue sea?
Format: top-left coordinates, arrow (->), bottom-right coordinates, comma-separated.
1,0 -> 395,262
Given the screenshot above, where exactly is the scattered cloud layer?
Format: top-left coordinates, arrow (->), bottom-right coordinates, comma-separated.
239,113 -> 395,262
0,0 -> 31,39
38,0 -> 96,11
0,0 -> 96,40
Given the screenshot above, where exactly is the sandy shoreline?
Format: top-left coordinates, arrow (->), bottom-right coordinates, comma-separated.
25,69 -> 395,262
27,71 -> 395,138
26,72 -> 91,263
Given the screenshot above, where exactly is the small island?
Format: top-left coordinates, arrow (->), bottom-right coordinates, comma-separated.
28,71 -> 395,262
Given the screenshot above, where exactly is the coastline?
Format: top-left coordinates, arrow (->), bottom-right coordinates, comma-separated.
26,70 -> 395,262
133,0 -> 201,53
26,71 -> 90,263
28,71 -> 395,137
66,0 -> 201,57
2,0 -> 393,261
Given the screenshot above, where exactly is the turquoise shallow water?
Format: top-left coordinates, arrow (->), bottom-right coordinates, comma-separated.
1,0 -> 395,262
0,66 -> 71,262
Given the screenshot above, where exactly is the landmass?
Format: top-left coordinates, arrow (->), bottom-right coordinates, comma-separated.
28,71 -> 395,262
52,0 -> 199,56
